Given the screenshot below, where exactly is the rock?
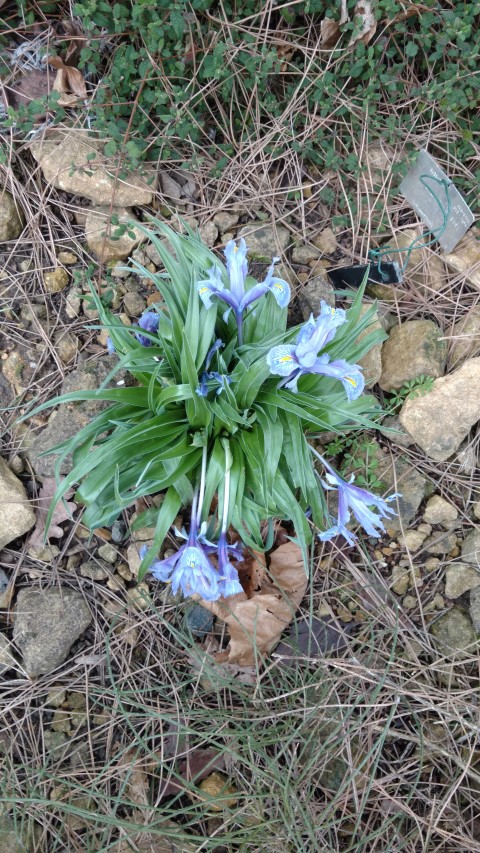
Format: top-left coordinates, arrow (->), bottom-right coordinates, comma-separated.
379,320 -> 447,391
85,206 -> 145,262
423,531 -> 457,555
123,290 -> 147,317
469,586 -> 480,632
449,306 -> 480,367
443,225 -> 480,292
379,415 -> 415,448
425,557 -> 440,573
65,288 -> 82,319
198,220 -> 218,247
55,331 -> 78,364
399,358 -> 480,462
0,816 -> 37,853
30,129 -> 156,206
111,519 -> 126,543
213,211 -> 239,233
79,560 -> 109,581
399,529 -> 426,551
455,442 -> 478,473
44,268 -> 69,293
97,543 -> 117,564
0,457 -> 35,548
27,358 -> 120,477
2,350 -> 27,395
445,563 -> 480,599
474,502 -> 480,521
9,455 -> 23,475
57,251 -> 78,265
292,243 -> 321,264
312,228 -> 338,255
375,447 -> 428,531
0,191 -> 24,242
13,588 -> 92,677
430,607 -> 476,659
0,634 -> 16,674
126,582 -> 152,611
356,304 -> 384,388
402,594 -> 417,609
423,495 -> 458,527
297,273 -> 335,320
390,566 -> 410,596
237,223 -> 289,260
462,530 -> 480,566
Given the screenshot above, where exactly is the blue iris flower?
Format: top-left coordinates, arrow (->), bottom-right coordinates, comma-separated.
140,526 -> 220,601
135,311 -> 160,347
197,238 -> 290,344
216,532 -> 244,597
196,339 -> 231,397
316,454 -> 400,545
266,301 -> 364,399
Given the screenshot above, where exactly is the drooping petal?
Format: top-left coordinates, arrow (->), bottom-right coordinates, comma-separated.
170,545 -> 220,601
106,336 -> 116,354
266,345 -> 299,376
224,238 -> 248,303
140,542 -> 183,582
217,533 -> 243,597
311,357 -> 365,400
268,276 -> 291,308
319,522 -> 357,547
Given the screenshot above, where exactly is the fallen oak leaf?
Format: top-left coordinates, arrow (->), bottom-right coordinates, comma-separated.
200,540 -> 307,666
321,19 -> 342,48
28,477 -> 76,547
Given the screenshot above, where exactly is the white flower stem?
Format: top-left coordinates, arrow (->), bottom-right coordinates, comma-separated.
196,443 -> 208,526
221,439 -> 233,534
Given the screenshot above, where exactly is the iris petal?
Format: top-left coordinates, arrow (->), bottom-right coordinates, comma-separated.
266,345 -> 299,376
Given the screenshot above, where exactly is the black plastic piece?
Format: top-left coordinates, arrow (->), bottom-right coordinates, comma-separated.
327,262 -> 402,289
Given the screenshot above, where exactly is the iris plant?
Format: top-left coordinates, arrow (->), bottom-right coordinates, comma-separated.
197,238 -> 290,344
267,302 -> 364,398
141,447 -> 243,601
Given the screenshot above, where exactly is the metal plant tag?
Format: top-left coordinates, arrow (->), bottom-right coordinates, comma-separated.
400,149 -> 474,254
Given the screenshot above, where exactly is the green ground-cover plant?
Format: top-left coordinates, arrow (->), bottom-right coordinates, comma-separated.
1,1 -> 479,197
386,374 -> 435,413
24,220 -> 397,600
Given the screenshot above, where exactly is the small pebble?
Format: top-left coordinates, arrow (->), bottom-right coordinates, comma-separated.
44,268 -> 69,293
473,501 -> 480,521
66,554 -> 81,571
433,594 -> 445,609
126,583 -> 152,610
111,520 -> 126,544
80,561 -> 109,581
107,575 -> 125,591
57,251 -> 78,265
425,557 -> 440,573
116,562 -> 133,582
98,543 -> 118,564
403,595 -> 417,609
9,455 -> 24,475
123,291 -> 147,317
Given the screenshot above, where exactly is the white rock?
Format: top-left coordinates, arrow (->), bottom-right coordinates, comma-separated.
423,495 -> 458,527
0,457 -> 35,549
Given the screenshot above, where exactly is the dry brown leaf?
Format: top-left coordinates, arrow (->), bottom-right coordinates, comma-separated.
28,478 -> 76,547
201,540 -> 307,666
48,55 -> 87,106
349,1 -> 377,46
321,19 -> 342,48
